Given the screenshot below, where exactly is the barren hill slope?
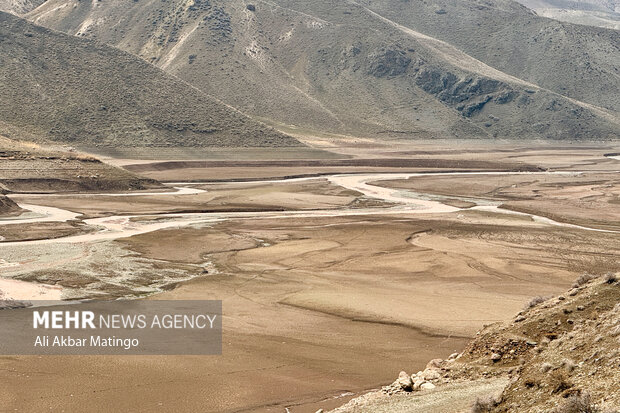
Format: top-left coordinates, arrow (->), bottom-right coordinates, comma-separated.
0,12 -> 299,149
26,0 -> 620,140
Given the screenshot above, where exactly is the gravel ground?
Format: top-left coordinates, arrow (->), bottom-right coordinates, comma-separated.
330,378 -> 508,413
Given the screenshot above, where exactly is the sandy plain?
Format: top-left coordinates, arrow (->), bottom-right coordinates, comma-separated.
0,143 -> 619,412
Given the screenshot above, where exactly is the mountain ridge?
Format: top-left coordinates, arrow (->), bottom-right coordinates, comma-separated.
24,0 -> 620,140
0,11 -> 301,149
358,0 -> 620,111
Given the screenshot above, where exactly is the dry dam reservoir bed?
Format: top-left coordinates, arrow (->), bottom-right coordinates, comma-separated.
0,152 -> 619,412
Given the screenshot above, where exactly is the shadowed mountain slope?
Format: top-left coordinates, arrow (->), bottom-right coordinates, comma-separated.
0,11 -> 300,149
25,0 -> 620,140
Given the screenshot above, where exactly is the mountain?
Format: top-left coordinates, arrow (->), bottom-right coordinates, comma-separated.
0,11 -> 300,149
0,0 -> 45,15
358,0 -> 620,111
515,0 -> 620,29
25,0 -> 620,140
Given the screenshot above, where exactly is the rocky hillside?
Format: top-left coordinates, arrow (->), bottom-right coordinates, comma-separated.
25,0 -> 620,140
331,273 -> 620,412
360,0 -> 619,112
0,12 -> 300,149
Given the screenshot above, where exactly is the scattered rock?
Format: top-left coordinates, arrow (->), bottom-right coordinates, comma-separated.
491,353 -> 503,362
246,4 -> 256,11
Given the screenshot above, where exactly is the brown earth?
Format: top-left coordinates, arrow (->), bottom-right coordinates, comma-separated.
105,142 -> 620,182
1,146 -> 619,412
2,209 -> 618,412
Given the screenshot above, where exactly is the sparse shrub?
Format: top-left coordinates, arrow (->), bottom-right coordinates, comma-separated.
471,395 -> 500,413
68,152 -> 98,162
604,272 -> 617,284
560,359 -> 576,373
553,393 -> 598,413
548,369 -> 572,394
524,375 -> 540,388
525,295 -> 549,309
573,273 -> 599,288
540,362 -> 553,373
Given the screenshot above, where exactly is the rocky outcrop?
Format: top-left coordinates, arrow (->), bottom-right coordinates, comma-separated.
0,195 -> 20,216
367,48 -> 411,78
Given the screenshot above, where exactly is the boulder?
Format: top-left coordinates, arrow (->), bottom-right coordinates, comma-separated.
422,368 -> 441,381
412,376 -> 425,391
420,382 -> 436,390
396,371 -> 413,391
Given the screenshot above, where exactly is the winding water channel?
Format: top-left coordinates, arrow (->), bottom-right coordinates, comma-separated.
2,171 -> 618,243
0,171 -> 617,300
